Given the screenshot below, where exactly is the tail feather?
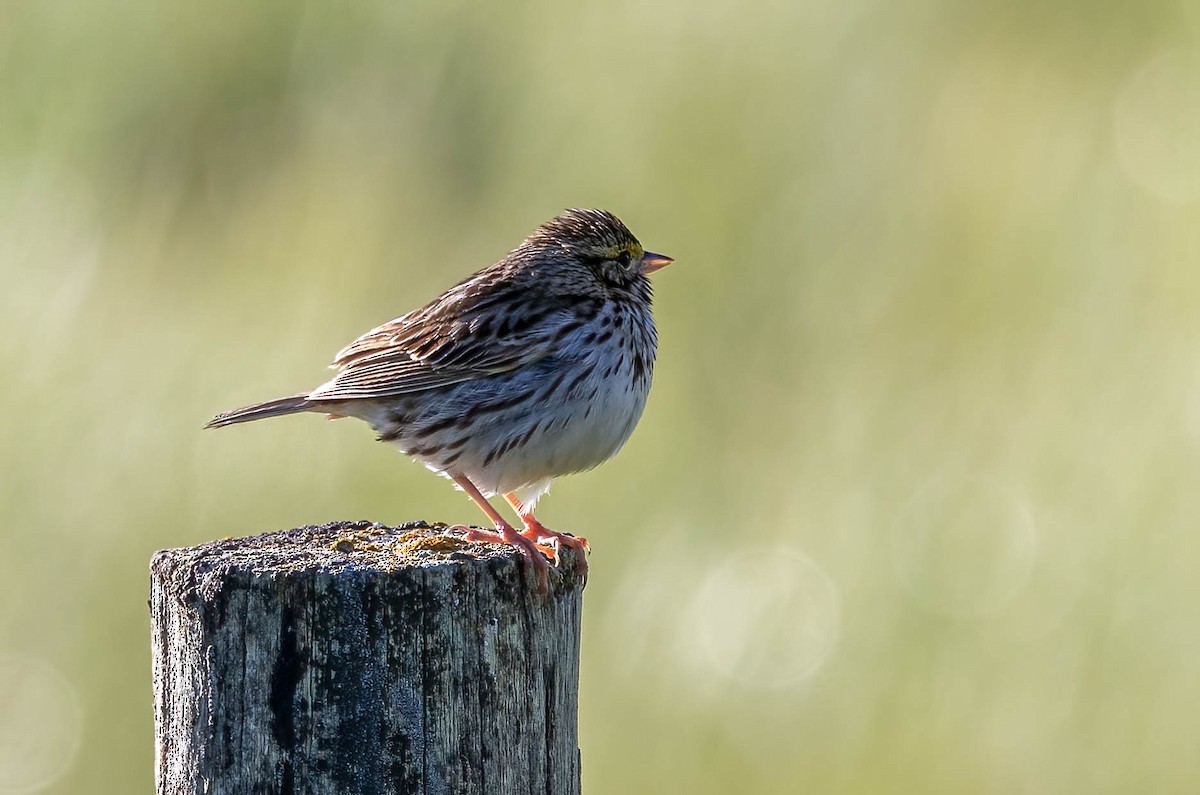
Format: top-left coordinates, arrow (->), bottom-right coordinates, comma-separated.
205,394 -> 311,429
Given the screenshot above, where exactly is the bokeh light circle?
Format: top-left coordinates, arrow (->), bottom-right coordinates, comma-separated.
688,548 -> 840,689
890,474 -> 1038,619
1114,50 -> 1200,203
0,656 -> 83,794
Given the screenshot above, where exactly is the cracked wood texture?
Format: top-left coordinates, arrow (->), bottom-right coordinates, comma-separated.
150,521 -> 584,795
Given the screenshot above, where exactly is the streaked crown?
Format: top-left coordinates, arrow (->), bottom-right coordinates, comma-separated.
523,208 -> 644,262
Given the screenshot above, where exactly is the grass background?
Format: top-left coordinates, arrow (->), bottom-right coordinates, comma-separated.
3,0 -> 1200,791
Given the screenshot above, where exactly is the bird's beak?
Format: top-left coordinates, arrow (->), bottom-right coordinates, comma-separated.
640,251 -> 674,275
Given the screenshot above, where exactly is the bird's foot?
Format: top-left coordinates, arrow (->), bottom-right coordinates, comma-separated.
451,522 -> 552,591
519,521 -> 590,581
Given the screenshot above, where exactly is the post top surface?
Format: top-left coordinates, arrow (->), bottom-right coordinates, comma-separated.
153,521 -> 521,573
150,521 -> 585,603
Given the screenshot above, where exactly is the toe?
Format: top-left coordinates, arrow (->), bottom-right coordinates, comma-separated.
560,533 -> 590,554
447,524 -> 554,592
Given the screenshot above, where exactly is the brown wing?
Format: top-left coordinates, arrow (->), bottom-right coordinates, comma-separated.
307,280 -> 589,401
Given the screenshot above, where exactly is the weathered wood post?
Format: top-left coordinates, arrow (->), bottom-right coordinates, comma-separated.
150,520 -> 584,795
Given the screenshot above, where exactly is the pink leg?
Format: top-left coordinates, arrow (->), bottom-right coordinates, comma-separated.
450,475 -> 550,587
504,493 -> 590,580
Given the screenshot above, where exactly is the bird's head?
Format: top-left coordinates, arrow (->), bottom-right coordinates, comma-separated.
523,208 -> 673,289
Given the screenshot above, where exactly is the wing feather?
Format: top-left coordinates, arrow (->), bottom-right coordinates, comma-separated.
307,283 -> 590,401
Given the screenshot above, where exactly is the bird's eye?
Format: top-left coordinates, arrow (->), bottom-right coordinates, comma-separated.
615,251 -> 633,269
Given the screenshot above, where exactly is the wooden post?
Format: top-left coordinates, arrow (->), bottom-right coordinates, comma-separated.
150,520 -> 584,795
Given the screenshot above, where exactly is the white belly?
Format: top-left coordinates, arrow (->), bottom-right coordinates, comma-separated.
356,313 -> 655,507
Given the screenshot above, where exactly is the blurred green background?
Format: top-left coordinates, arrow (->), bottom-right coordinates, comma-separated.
3,0 -> 1200,792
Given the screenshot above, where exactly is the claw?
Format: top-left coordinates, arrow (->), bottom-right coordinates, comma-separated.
518,524 -> 589,583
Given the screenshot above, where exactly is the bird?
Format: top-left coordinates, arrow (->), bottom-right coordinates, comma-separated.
206,208 -> 673,583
